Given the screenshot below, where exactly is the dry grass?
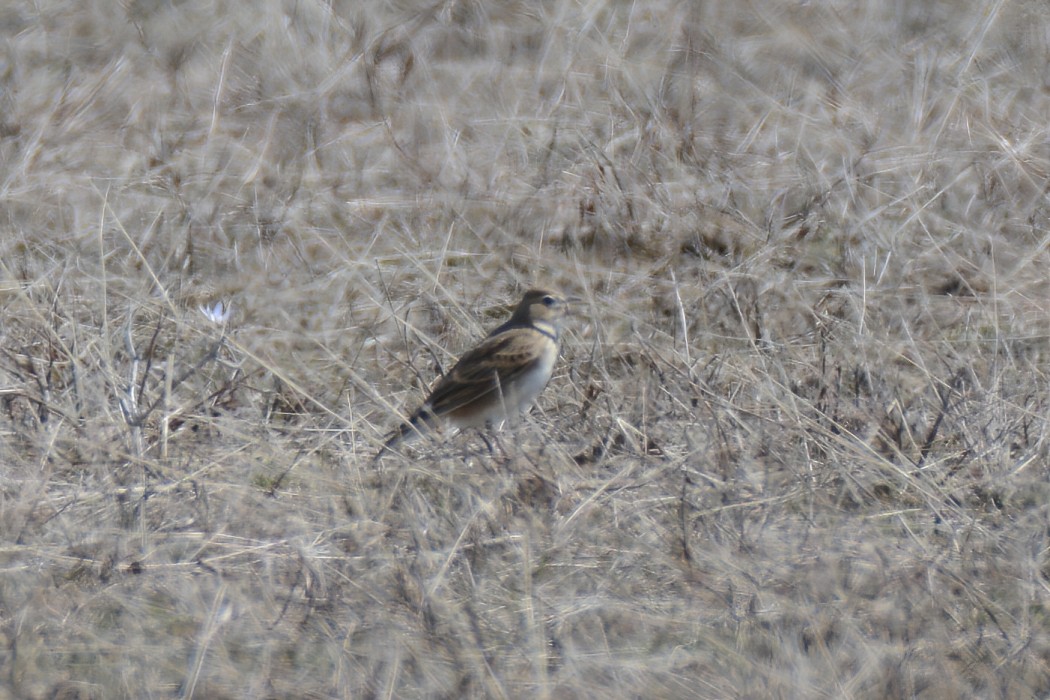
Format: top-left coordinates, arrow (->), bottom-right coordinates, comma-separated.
1,0 -> 1048,697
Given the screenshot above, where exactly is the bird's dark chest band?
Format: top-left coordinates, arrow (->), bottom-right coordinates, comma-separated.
530,322 -> 558,341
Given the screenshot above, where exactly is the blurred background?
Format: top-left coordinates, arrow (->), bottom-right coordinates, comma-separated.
0,1 -> 1047,697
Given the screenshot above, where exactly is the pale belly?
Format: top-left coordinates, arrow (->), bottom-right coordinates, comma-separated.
451,345 -> 557,429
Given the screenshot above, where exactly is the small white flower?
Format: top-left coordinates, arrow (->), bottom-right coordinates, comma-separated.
199,301 -> 232,325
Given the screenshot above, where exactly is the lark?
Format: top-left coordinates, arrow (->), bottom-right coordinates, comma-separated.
379,289 -> 570,453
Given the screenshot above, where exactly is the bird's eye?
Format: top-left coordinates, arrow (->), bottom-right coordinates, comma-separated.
542,295 -> 556,306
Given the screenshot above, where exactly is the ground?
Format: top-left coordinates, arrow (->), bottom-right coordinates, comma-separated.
0,1 -> 1048,698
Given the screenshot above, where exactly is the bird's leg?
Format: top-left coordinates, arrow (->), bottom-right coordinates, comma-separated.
478,427 -> 496,455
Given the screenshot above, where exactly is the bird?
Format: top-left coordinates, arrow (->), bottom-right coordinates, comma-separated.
378,288 -> 570,454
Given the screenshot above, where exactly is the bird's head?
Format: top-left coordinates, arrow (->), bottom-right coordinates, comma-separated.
515,288 -> 570,333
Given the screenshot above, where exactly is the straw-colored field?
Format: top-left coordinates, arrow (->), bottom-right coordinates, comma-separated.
1,1 -> 1048,697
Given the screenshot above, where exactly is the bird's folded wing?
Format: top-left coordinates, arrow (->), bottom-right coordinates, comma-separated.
426,331 -> 545,414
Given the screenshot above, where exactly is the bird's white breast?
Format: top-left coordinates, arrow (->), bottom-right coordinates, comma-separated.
513,341 -> 557,406
455,335 -> 558,429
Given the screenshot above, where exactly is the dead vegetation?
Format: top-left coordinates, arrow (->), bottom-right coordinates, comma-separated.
0,1 -> 1048,697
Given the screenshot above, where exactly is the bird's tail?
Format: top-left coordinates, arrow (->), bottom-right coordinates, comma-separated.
373,410 -> 435,460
